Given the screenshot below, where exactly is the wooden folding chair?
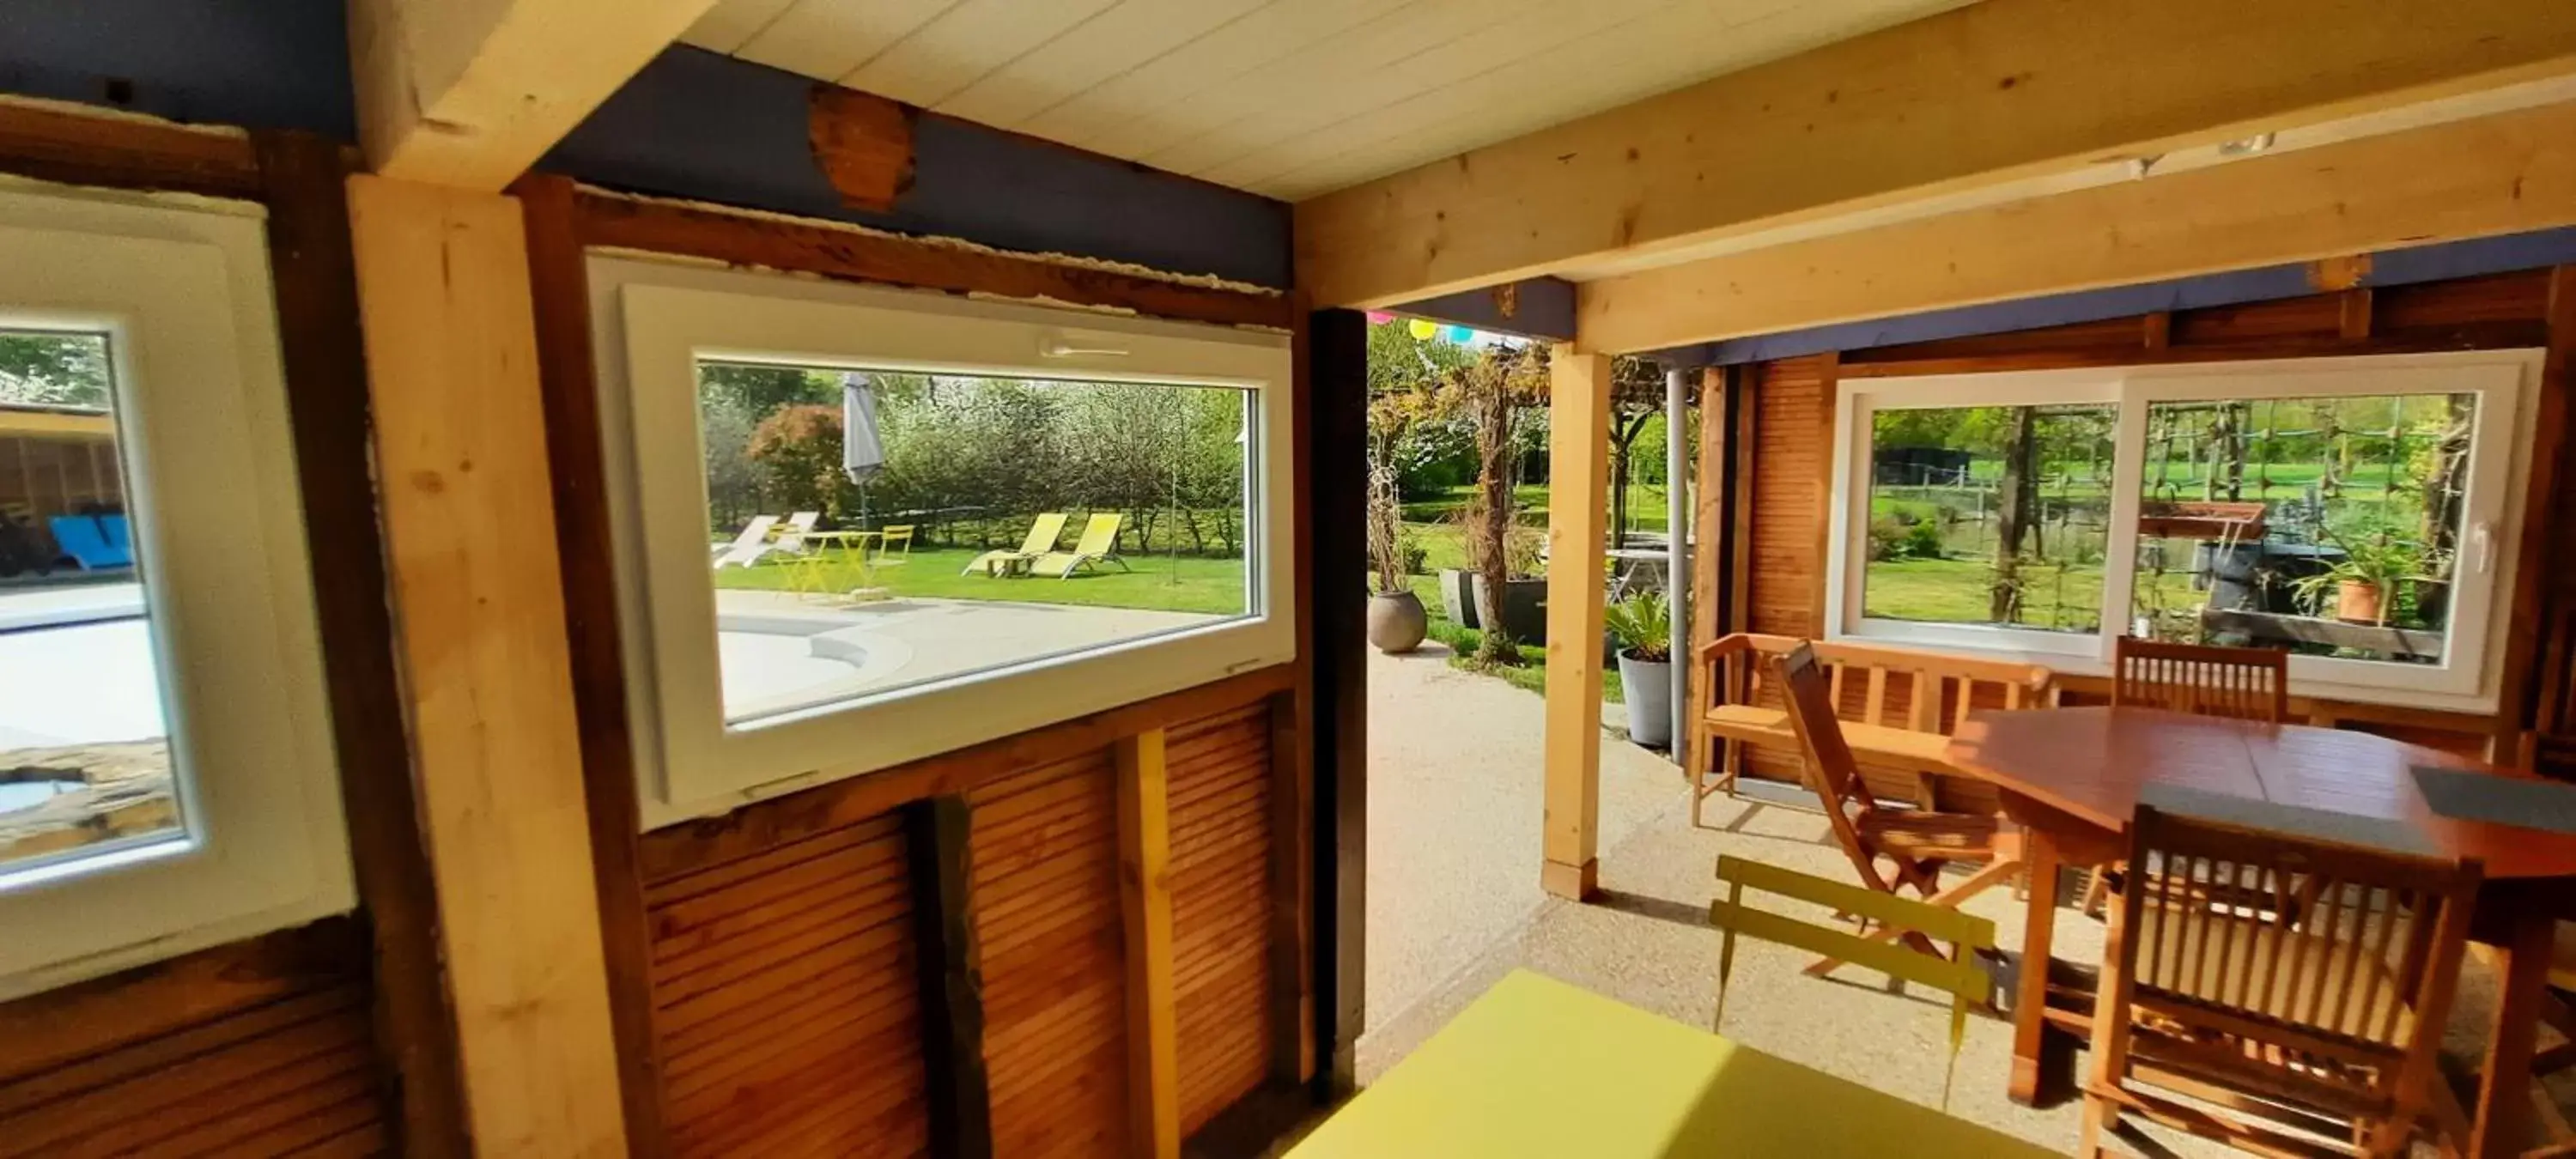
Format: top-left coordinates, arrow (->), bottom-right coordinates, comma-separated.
1773,641 -> 2022,977
2082,805 -> 2482,1158
2086,635 -> 2293,915
2112,635 -> 2289,722
1710,854 -> 1996,1111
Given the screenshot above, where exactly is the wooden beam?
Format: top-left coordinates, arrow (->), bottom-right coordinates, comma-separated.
1576,99 -> 2576,354
0,100 -> 260,198
512,172 -> 669,1156
258,130 -> 470,1159
573,191 -> 1293,331
1303,307 -> 1370,1089
345,174 -> 626,1156
1115,729 -> 1181,1159
905,796 -> 992,1159
1292,0 -> 2576,309
1542,349 -> 1613,900
1683,367 -> 1728,791
347,0 -> 715,191
0,410 -> 112,438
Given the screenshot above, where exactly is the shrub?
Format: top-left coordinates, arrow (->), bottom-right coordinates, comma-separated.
1868,517 -> 1908,561
1903,519 -> 1945,560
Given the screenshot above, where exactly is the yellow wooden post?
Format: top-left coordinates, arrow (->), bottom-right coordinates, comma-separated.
1543,349 -> 1613,900
345,175 -> 627,1156
1115,727 -> 1181,1157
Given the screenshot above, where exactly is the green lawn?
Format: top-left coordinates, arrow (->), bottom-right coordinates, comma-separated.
1400,482 -> 1674,533
714,545 -> 1247,615
1860,556 -> 2205,630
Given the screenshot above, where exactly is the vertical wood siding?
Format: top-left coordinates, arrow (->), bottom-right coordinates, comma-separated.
1165,703 -> 1275,1135
971,753 -> 1129,1158
647,814 -> 929,1157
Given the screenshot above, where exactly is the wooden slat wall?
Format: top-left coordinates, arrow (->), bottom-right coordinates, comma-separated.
1747,354 -> 1836,639
644,813 -> 929,1157
971,752 -> 1130,1158
1166,703 -> 1275,1136
0,923 -> 389,1159
1715,268 -> 2569,788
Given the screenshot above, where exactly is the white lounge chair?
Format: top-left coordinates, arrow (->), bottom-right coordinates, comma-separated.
711,514 -> 780,568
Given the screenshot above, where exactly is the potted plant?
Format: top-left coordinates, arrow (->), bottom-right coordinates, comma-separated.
1603,591 -> 1674,749
2288,533 -> 2427,626
1364,466 -> 1427,653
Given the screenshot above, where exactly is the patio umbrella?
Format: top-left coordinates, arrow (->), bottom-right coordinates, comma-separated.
840,373 -> 885,485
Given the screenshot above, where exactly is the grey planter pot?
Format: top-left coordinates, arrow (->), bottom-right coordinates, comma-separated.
1436,568 -> 1548,645
1365,590 -> 1429,653
1617,650 -> 1673,749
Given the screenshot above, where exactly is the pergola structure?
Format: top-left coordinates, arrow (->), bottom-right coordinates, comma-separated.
0,2 -> 2573,1157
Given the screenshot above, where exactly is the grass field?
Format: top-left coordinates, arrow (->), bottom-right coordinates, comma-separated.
1400,482 -> 1674,533
713,545 -> 1246,615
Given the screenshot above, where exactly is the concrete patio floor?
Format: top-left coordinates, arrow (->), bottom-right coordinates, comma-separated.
1360,641 -> 2563,1156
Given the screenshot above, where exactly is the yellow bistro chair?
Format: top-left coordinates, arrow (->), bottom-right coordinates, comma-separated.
963,513 -> 1066,576
1031,512 -> 1129,579
872,525 -> 914,568
1709,854 -> 1996,1111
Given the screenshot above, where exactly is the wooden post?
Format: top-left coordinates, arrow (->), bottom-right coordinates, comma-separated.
345,174 -> 627,1157
1543,349 -> 1614,900
1684,367 -> 1728,789
906,796 -> 992,1159
1116,729 -> 1180,1158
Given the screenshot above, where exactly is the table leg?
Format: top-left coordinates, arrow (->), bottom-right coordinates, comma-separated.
2011,828 -> 2061,1106
2470,913 -> 2554,1158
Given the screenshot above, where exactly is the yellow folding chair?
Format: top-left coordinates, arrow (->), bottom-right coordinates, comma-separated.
872,525 -> 914,568
1709,854 -> 1996,1110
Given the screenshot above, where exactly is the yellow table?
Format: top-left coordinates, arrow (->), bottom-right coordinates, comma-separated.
781,530 -> 878,596
1289,971 -> 2055,1158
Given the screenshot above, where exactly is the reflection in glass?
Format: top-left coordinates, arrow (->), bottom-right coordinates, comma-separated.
2129,393 -> 2474,666
0,330 -> 182,872
1861,404 -> 2117,633
697,361 -> 1254,725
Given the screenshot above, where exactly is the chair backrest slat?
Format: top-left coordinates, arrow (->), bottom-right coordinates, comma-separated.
1774,643 -> 1889,891
2102,805 -> 2482,1126
2114,635 -> 2289,722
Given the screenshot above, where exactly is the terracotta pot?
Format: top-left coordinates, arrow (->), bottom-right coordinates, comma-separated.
1366,590 -> 1428,653
2334,580 -> 2388,625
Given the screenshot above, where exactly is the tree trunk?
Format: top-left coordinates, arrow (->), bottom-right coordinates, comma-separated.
1473,384 -> 1520,665
1990,407 -> 2038,622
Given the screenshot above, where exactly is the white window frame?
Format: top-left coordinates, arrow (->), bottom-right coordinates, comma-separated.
1826,349 -> 2540,713
0,185 -> 353,1001
587,257 -> 1297,828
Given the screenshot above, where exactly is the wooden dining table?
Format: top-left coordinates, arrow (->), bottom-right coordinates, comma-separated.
1943,706 -> 2576,1158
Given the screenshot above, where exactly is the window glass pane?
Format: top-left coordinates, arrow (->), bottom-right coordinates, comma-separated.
2129,392 -> 2473,666
1861,404 -> 2118,633
700,362 -> 1254,726
0,330 -> 183,873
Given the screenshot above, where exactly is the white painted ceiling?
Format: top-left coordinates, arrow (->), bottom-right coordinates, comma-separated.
681,0 -> 1980,202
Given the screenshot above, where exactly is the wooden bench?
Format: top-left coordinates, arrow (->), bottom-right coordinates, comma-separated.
1689,633 -> 2058,825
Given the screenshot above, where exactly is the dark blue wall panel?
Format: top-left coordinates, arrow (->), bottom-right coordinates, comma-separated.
546,48 -> 1292,288
0,1 -> 353,137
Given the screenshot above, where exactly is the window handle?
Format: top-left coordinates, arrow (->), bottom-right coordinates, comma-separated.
1040,338 -> 1129,358
2470,520 -> 2494,575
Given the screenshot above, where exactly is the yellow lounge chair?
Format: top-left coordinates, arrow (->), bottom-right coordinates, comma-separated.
963,513 -> 1067,576
1031,513 -> 1129,579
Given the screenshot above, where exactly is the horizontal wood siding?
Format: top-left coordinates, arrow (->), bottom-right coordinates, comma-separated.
0,923 -> 388,1158
972,752 -> 1129,1159
1165,703 -> 1275,1135
646,814 -> 929,1158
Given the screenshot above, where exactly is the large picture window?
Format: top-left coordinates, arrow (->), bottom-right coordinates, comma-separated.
1828,353 -> 2537,709
591,258 -> 1296,826
0,190 -> 350,998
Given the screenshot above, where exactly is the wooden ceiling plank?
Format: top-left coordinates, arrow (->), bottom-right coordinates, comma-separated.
1135,0 -> 1575,177
348,0 -> 717,191
1015,0 -> 1399,155
1574,100 -> 2576,354
1292,0 -> 2576,308
677,0 -> 801,55
1237,0 -> 1959,197
933,0 -> 1268,130
843,0 -> 1121,110
733,0 -> 960,88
